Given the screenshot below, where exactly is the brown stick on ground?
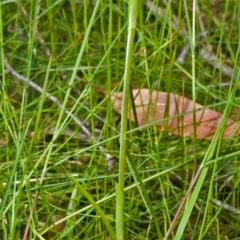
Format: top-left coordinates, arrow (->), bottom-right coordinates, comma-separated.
4,57 -> 117,240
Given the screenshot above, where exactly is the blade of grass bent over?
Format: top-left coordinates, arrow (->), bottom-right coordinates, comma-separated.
126,151 -> 162,238
69,175 -> 117,240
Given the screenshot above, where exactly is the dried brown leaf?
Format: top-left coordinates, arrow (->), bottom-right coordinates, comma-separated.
111,89 -> 239,140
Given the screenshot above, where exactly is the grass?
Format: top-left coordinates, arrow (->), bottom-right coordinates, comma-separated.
1,0 -> 240,239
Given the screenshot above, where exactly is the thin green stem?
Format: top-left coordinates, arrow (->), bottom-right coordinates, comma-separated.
116,1 -> 139,239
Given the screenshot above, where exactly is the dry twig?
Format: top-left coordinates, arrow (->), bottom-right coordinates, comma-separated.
4,57 -> 116,239
4,57 -> 116,167
146,0 -> 238,89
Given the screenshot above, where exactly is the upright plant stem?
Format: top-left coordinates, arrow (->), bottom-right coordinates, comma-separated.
116,1 -> 139,239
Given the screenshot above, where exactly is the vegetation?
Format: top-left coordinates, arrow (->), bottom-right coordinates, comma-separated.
1,0 -> 240,239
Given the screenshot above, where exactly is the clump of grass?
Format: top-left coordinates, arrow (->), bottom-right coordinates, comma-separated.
1,1 -> 240,239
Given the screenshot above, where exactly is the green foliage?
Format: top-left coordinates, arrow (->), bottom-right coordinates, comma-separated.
1,0 -> 240,239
